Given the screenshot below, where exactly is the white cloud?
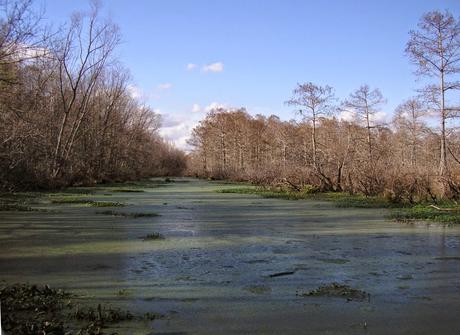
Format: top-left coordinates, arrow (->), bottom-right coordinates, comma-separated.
192,104 -> 201,113
370,111 -> 387,123
159,115 -> 198,150
339,109 -> 387,124
187,63 -> 197,71
16,45 -> 49,60
157,83 -> 173,90
127,84 -> 159,101
159,113 -> 184,128
205,102 -> 228,112
202,62 -> 224,73
127,84 -> 143,100
339,110 -> 356,122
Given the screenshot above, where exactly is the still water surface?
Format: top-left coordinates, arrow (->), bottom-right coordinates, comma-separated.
1,178 -> 460,334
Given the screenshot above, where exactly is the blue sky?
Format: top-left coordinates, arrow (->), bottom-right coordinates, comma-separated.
40,0 -> 460,149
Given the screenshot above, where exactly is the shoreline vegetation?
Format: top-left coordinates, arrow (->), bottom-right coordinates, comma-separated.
186,11 -> 460,210
0,283 -> 158,335
3,177 -> 460,224
217,185 -> 460,224
0,0 -> 187,192
0,178 -> 172,212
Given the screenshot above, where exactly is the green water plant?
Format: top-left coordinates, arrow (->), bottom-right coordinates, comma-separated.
96,210 -> 159,218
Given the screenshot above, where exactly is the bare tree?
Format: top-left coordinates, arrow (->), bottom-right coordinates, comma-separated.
406,10 -> 460,176
342,85 -> 386,164
0,0 -> 49,83
51,1 -> 120,179
393,98 -> 427,167
0,1 -> 187,191
285,83 -> 336,179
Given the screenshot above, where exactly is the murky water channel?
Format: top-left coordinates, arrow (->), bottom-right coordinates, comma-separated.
1,178 -> 460,334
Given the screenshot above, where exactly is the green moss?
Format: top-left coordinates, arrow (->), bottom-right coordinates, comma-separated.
219,186 -> 460,223
49,196 -> 91,204
390,204 -> 460,224
111,188 -> 145,193
0,192 -> 45,211
142,232 -> 165,240
0,192 -> 47,211
319,192 -> 401,208
217,187 -> 399,208
217,187 -> 314,200
0,203 -> 35,211
90,201 -> 124,207
96,210 -> 159,218
49,197 -> 124,207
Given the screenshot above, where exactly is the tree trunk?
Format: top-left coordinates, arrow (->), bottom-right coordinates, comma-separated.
439,69 -> 448,176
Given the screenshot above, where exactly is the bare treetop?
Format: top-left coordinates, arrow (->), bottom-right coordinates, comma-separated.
406,10 -> 460,176
342,85 -> 386,126
285,82 -> 336,122
406,10 -> 460,77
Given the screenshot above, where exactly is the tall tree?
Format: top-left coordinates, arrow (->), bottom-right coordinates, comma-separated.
285,83 -> 336,176
406,10 -> 460,176
52,1 -> 120,179
393,98 -> 427,167
342,85 -> 386,164
0,0 -> 47,84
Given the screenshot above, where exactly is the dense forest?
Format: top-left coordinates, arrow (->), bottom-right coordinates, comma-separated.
0,0 -> 186,191
2,1 -> 460,204
188,10 -> 460,202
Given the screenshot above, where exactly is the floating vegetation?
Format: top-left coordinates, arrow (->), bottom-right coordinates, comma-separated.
96,210 -> 159,218
0,202 -> 54,212
0,192 -> 45,211
74,304 -> 134,323
299,283 -> 370,302
245,285 -> 272,294
0,283 -> 71,334
218,187 -> 310,200
318,258 -> 350,264
0,283 -> 159,335
117,288 -> 131,296
142,232 -> 165,240
58,188 -> 95,195
435,256 -> 460,261
390,204 -> 460,224
111,188 -> 145,193
217,187 -> 401,207
219,191 -> 460,224
90,201 -> 125,207
49,197 -> 92,204
0,203 -> 35,211
49,197 -> 124,207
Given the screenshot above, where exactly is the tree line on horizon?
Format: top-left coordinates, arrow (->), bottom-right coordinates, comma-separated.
188,10 -> 460,202
0,0 -> 186,191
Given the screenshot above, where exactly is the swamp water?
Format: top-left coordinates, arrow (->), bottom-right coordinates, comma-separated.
1,178 -> 460,334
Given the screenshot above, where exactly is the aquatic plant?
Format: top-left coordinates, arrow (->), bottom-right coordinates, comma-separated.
217,187 -> 401,208
390,204 -> 460,224
96,210 -> 159,218
49,197 -> 124,207
0,283 -> 159,334
300,283 -> 369,302
111,188 -> 145,193
142,232 -> 165,240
